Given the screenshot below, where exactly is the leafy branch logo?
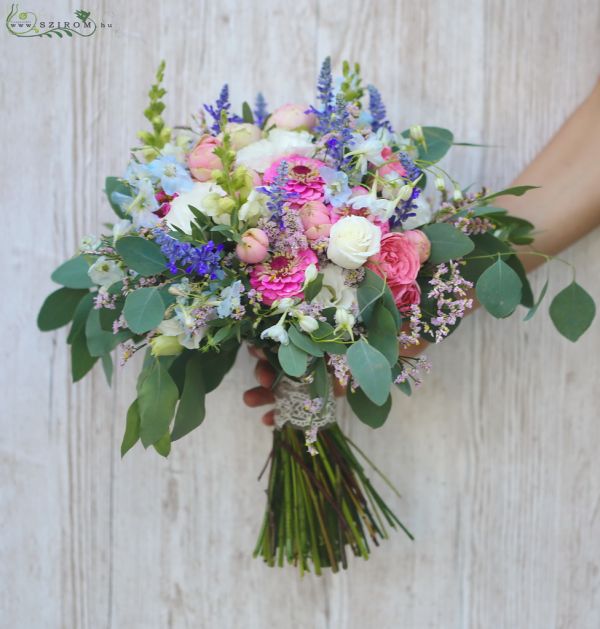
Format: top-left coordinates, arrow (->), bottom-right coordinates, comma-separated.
5,4 -> 105,38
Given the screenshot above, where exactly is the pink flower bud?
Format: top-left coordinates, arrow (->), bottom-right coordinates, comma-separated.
236,228 -> 270,264
269,103 -> 317,131
403,229 -> 431,264
188,135 -> 222,181
299,201 -> 332,240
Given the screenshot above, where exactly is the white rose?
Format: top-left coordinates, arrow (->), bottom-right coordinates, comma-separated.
235,129 -> 315,172
326,216 -> 381,270
401,194 -> 433,230
166,182 -> 225,234
314,264 -> 357,311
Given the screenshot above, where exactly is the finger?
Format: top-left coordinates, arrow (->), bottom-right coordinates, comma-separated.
333,378 -> 346,397
262,410 -> 275,426
248,345 -> 267,360
243,386 -> 275,407
254,359 -> 276,388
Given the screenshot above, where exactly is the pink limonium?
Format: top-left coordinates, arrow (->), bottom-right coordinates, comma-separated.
263,155 -> 327,209
299,200 -> 332,240
249,248 -> 318,306
188,135 -> 222,181
236,228 -> 270,264
269,104 -> 317,131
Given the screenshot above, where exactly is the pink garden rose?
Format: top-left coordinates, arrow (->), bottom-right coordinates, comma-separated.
379,146 -> 407,179
263,155 -> 326,209
367,232 -> 421,307
299,200 -> 332,240
390,281 -> 421,312
188,135 -> 222,181
403,229 -> 431,263
249,248 -> 318,305
269,104 -> 317,131
236,228 -> 269,264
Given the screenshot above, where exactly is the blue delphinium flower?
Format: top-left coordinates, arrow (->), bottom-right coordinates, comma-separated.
154,230 -> 224,278
320,166 -> 351,207
325,93 -> 353,169
253,92 -> 269,128
203,84 -> 243,135
147,156 -> 193,195
388,152 -> 422,228
217,280 -> 245,318
256,160 -> 296,227
309,57 -> 335,135
367,85 -> 393,133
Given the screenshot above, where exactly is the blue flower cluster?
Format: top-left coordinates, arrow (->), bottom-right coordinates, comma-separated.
325,94 -> 353,170
390,152 -> 423,228
367,85 -> 393,133
154,230 -> 224,278
203,84 -> 243,135
257,160 -> 296,227
310,57 -> 335,135
253,92 -> 269,128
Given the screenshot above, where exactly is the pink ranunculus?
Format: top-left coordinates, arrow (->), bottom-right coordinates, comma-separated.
188,135 -> 222,181
263,155 -> 327,209
379,146 -> 407,179
249,248 -> 318,305
269,104 -> 317,131
236,228 -> 270,264
403,229 -> 431,264
390,281 -> 421,312
367,232 -> 420,307
299,200 -> 332,240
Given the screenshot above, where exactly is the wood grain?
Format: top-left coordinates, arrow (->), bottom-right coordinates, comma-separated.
1,0 -> 599,627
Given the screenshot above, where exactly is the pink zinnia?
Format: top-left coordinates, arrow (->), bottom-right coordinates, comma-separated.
249,248 -> 318,305
264,155 -> 326,209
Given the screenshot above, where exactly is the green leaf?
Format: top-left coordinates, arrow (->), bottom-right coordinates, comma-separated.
367,304 -> 399,367
347,387 -> 392,428
101,353 -> 113,386
346,339 -> 391,405
105,176 -> 130,218
99,300 -> 123,331
402,126 -> 454,163
137,359 -> 180,447
304,273 -> 324,302
357,268 -> 386,323
123,287 -> 166,334
505,255 -> 534,307
309,357 -> 330,400
524,279 -> 549,322
549,281 -> 596,342
85,309 -> 122,357
421,223 -> 474,264
67,292 -> 95,344
199,343 -> 239,393
392,364 -> 412,396
51,256 -> 94,289
70,326 -> 98,382
241,101 -> 254,123
121,400 -> 141,457
278,343 -> 309,378
37,287 -> 88,331
153,432 -> 171,457
172,353 -> 207,441
115,237 -> 167,277
289,325 -> 324,357
480,185 -> 539,203
461,232 -> 511,283
476,258 -> 522,318
313,321 -> 335,340
382,284 -> 402,330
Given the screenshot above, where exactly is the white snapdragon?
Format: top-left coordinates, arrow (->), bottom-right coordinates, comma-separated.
238,189 -> 269,226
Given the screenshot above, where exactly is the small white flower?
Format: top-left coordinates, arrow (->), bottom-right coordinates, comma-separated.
314,265 -> 357,311
409,125 -> 425,144
298,315 -> 319,334
273,297 -> 295,313
335,308 -> 356,331
88,256 -> 125,288
327,215 -> 381,270
303,263 -> 318,288
112,219 -> 132,244
348,133 -> 385,174
434,176 -> 446,191
260,323 -> 289,345
349,193 -> 395,221
235,129 -> 315,172
80,235 -> 102,251
453,188 -> 463,202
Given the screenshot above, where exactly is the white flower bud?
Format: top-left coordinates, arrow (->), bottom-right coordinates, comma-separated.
274,297 -> 295,313
398,184 -> 413,201
260,323 -> 289,345
303,263 -> 318,288
298,315 -> 319,334
453,188 -> 463,202
409,125 -> 425,144
434,176 -> 446,191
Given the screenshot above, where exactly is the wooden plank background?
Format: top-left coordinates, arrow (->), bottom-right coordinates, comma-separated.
2,1 -> 599,627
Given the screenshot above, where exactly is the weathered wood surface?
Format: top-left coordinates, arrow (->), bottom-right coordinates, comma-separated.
2,1 -> 599,627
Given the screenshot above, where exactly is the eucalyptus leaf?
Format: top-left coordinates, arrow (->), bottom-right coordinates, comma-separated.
304,273 -> 324,302
402,126 -> 454,163
357,268 -> 386,322
278,343 -> 309,378
172,353 -> 207,441
51,256 -> 94,289
101,353 -> 113,386
524,279 -> 549,322
479,185 -> 539,203
346,339 -> 391,406
70,326 -> 98,382
105,176 -> 130,219
121,400 -> 141,457
116,236 -> 167,276
289,325 -> 324,357
549,281 -> 596,342
476,258 -> 522,318
347,387 -> 392,428
153,433 -> 172,457
37,287 -> 88,331
421,223 -> 474,264
368,304 -> 399,367
123,287 -> 166,334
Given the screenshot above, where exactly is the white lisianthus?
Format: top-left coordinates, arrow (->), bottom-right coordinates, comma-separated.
235,128 -> 315,172
166,182 -> 226,234
327,216 -> 381,270
314,264 -> 357,311
238,189 -> 269,226
88,256 -> 125,288
401,194 -> 433,230
298,315 -> 319,334
260,323 -> 289,345
112,219 -> 132,244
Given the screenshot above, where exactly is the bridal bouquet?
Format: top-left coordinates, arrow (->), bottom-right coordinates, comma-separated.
38,59 -> 595,574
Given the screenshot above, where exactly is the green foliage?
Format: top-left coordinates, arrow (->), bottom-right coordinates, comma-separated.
37,287 -> 88,331
241,101 -> 254,123
309,357 -> 329,400
479,185 -> 539,203
137,60 -> 171,151
121,400 -> 141,457
357,268 -> 386,323
549,281 -> 596,341
524,279 -> 548,322
476,258 -> 522,318
278,342 -> 309,378
288,325 -> 324,357
137,358 -> 179,447
172,353 -> 207,441
70,316 -> 98,383
115,236 -> 167,277
401,126 -> 454,163
51,255 -> 94,289
366,303 -> 399,367
153,433 -> 172,457
199,342 -> 240,392
347,387 -> 392,428
123,287 -> 166,334
104,176 -> 130,219
505,254 -> 534,307
67,292 -> 94,344
101,354 -> 113,386
303,272 -> 324,302
421,223 -> 474,264
346,339 -> 391,406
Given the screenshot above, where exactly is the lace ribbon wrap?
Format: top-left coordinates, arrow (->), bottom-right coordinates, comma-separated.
273,376 -> 337,430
